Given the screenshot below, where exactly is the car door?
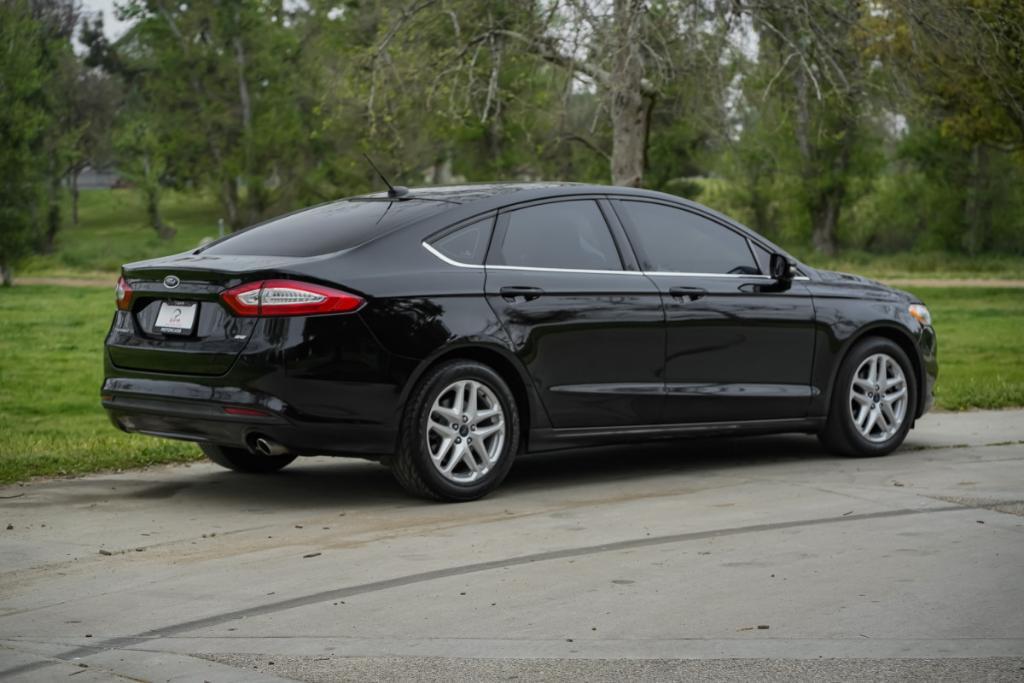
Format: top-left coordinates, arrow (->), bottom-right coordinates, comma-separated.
484,198 -> 665,428
611,199 -> 816,423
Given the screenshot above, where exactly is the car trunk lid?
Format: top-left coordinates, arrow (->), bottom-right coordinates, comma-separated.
106,253 -> 317,376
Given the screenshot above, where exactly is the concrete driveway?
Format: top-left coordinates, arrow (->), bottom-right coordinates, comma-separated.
2,410 -> 1023,681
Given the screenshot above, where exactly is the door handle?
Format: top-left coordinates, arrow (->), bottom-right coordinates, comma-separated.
669,286 -> 706,302
500,286 -> 544,302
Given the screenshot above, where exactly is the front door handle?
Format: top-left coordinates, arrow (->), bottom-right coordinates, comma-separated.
500,286 -> 544,302
669,286 -> 707,302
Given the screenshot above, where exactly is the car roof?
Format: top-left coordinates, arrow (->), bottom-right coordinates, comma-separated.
195,181 -> 796,264
354,182 -> 792,256
353,182 -> 747,232
354,181 -> 699,208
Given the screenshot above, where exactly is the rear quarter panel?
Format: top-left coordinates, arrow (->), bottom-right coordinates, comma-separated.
329,235 -> 553,431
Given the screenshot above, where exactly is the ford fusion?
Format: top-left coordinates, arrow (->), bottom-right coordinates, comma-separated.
102,183 -> 937,501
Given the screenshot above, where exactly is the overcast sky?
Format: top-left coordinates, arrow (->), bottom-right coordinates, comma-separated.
79,0 -> 131,40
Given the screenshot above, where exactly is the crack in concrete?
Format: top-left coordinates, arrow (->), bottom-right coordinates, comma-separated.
925,495 -> 1024,517
0,503 -> 969,678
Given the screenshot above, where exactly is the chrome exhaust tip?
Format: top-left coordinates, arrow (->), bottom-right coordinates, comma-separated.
253,437 -> 288,457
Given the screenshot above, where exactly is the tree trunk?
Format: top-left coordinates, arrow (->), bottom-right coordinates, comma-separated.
234,34 -> 262,225
142,153 -> 175,239
223,178 -> 242,231
815,123 -> 854,256
146,186 -> 175,240
609,0 -> 650,187
810,190 -> 843,256
1,262 -> 12,287
962,144 -> 990,255
431,154 -> 454,184
70,169 -> 80,226
792,56 -> 853,256
750,177 -> 773,237
44,164 -> 61,252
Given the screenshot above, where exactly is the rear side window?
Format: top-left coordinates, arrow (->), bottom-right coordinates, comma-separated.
497,200 -> 622,271
202,200 -> 446,257
430,217 -> 493,265
615,201 -> 756,275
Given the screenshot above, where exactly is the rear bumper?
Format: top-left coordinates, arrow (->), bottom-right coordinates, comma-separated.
102,308 -> 415,456
102,387 -> 397,456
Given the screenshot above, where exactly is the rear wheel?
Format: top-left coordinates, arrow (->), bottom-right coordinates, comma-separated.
200,444 -> 296,473
391,360 -> 519,501
819,337 -> 917,457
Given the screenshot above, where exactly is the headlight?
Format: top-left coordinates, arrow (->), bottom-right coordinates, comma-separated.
909,304 -> 932,326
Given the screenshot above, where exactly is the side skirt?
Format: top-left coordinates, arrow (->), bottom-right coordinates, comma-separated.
527,417 -> 826,453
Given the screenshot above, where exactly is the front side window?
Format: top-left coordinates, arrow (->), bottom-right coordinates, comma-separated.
497,200 -> 622,271
615,201 -> 757,275
750,240 -> 773,275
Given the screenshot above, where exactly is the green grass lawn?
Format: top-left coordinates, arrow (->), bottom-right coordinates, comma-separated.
14,188 -> 1024,281
1,284 -> 1021,485
0,286 -> 199,485
794,250 -> 1024,281
908,287 -> 1024,410
20,189 -> 222,276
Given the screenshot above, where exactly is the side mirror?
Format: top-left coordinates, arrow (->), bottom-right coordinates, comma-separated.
769,252 -> 794,281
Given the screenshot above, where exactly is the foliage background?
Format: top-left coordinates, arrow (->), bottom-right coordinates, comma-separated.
1,0 -> 1022,281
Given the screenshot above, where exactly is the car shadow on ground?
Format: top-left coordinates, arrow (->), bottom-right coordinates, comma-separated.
45,433 -> 842,512
503,433 -> 834,492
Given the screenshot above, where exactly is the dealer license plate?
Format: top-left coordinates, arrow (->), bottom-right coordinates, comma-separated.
154,302 -> 197,335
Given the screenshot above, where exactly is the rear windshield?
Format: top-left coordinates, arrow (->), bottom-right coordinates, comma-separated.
201,199 -> 447,257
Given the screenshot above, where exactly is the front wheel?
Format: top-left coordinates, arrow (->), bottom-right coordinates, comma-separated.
391,360 -> 519,501
200,444 -> 296,473
819,337 -> 917,457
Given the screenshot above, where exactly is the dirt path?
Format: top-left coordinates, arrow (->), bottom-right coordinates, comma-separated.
884,277 -> 1024,288
14,276 -> 116,287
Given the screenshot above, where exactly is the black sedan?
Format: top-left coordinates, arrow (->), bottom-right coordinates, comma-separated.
102,183 -> 937,500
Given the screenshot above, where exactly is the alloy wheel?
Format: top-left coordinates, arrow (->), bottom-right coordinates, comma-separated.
849,352 -> 908,443
425,379 -> 506,484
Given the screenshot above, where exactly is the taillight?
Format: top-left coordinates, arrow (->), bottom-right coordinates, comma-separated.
220,279 -> 364,317
115,276 -> 133,311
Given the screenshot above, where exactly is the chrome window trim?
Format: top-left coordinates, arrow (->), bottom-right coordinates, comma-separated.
422,242 -> 485,268
489,264 -> 638,276
422,241 -> 810,280
423,241 -> 636,275
644,270 -> 770,280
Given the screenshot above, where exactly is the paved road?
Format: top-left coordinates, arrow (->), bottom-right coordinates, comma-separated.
1,411 -> 1022,681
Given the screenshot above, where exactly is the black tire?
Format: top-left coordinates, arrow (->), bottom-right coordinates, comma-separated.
391,360 -> 520,502
819,336 -> 917,457
199,443 -> 296,473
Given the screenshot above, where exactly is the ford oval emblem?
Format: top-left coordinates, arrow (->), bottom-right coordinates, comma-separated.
163,275 -> 180,289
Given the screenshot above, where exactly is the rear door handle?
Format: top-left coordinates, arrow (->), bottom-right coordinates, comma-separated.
669,286 -> 707,302
500,286 -> 544,302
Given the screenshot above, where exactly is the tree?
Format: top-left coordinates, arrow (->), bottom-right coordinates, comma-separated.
738,0 -> 873,255
0,1 -> 54,285
116,0 -> 317,230
25,0 -> 83,251
493,0 -> 669,187
891,0 -> 1024,150
65,61 -> 119,226
874,0 -> 1024,253
365,1 -> 728,187
115,113 -> 175,238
